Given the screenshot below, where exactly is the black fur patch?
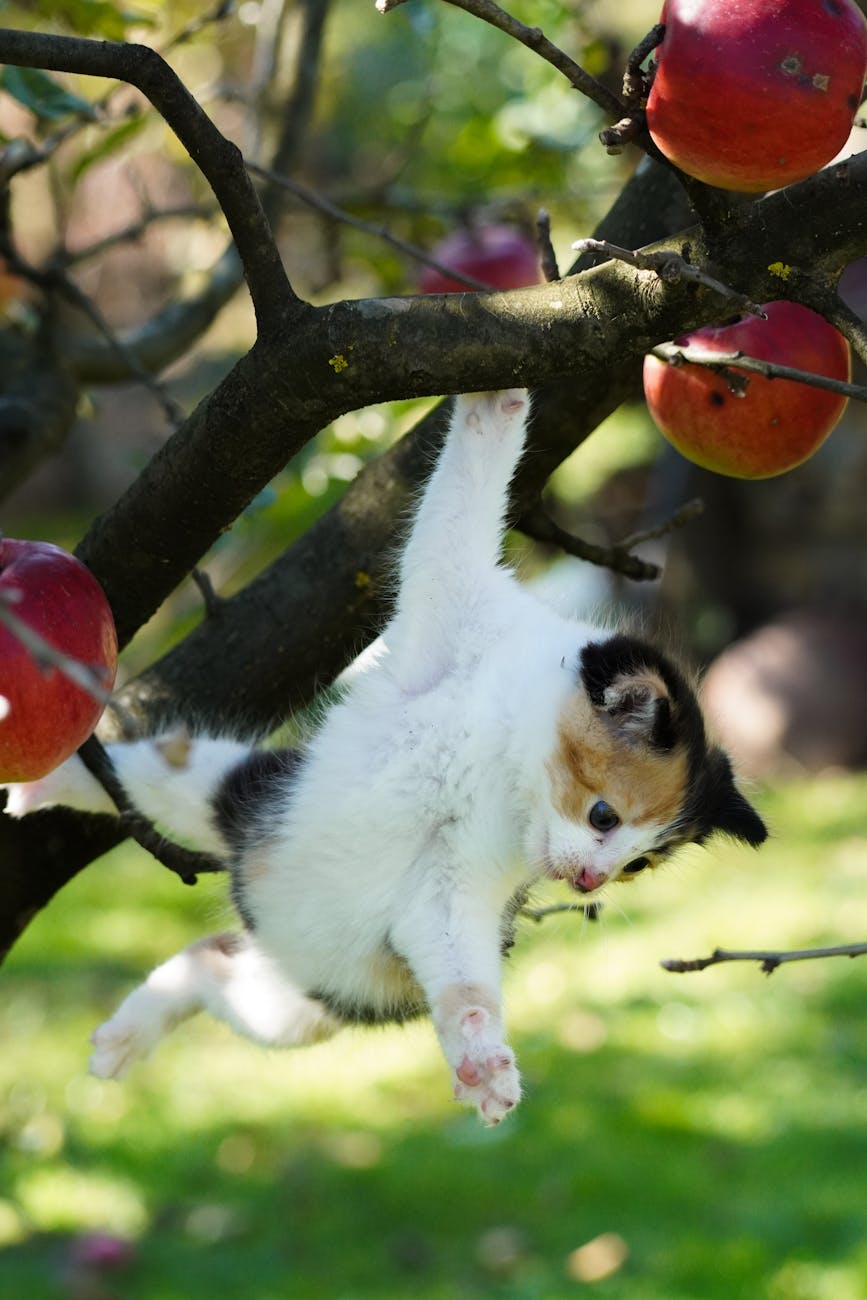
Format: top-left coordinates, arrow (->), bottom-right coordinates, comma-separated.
212,747 -> 305,933
212,747 -> 304,854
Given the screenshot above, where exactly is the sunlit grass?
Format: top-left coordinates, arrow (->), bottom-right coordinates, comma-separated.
1,772 -> 866,1299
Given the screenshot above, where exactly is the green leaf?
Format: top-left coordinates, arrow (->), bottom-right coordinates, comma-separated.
0,66 -> 96,123
68,112 -> 148,183
41,0 -> 155,40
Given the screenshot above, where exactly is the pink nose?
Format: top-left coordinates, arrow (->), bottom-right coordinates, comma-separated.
576,866 -> 606,893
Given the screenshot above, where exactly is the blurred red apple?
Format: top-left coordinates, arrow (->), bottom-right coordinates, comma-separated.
69,1230 -> 136,1272
643,301 -> 851,478
646,0 -> 867,192
419,224 -> 540,293
0,539 -> 117,781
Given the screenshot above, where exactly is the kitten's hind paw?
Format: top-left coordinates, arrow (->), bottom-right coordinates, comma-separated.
454,1044 -> 522,1125
89,991 -> 170,1079
89,1022 -> 149,1080
447,1005 -> 522,1124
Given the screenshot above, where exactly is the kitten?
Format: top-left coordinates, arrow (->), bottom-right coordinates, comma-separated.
4,389 -> 766,1124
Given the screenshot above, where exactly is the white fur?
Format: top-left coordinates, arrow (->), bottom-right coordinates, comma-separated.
3,390 -> 669,1124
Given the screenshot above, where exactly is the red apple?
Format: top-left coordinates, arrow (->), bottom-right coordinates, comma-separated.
643,301 -> 851,478
0,539 -> 118,781
419,224 -> 541,293
645,0 -> 867,192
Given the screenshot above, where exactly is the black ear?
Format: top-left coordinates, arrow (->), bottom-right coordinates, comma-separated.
701,750 -> 768,847
602,673 -> 676,749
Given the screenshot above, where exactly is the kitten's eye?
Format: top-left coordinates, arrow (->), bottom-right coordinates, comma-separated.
623,856 -> 650,875
588,800 -> 620,832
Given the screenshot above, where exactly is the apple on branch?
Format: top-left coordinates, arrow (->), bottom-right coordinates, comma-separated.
0,539 -> 118,781
643,301 -> 851,479
418,223 -> 541,293
645,0 -> 867,192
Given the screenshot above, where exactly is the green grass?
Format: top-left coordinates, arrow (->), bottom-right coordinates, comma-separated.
2,774 -> 866,1299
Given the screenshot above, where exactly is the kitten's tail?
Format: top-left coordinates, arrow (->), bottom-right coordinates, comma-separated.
2,729 -> 256,858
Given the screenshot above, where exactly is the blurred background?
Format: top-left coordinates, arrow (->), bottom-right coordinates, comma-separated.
0,0 -> 865,1296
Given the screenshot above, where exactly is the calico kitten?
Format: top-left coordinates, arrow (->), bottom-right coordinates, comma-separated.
4,389 -> 766,1124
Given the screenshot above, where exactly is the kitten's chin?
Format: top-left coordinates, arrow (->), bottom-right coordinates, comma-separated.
537,837 -> 607,895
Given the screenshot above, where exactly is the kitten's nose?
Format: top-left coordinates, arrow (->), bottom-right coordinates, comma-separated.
575,866 -> 605,893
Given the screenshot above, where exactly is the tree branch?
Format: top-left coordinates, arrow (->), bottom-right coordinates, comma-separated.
650,341 -> 867,403
661,942 -> 867,975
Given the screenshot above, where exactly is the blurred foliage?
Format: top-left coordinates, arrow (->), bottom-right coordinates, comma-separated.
1,772 -> 866,1298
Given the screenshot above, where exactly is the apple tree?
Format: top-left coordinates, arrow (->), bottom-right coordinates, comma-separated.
0,0 -> 866,963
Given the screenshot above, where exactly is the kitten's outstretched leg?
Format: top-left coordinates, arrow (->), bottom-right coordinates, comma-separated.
3,732 -> 255,857
390,389 -> 529,690
391,876 -> 521,1124
90,932 -> 340,1078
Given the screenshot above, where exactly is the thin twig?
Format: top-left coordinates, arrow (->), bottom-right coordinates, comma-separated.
572,238 -> 767,319
2,247 -> 186,429
520,496 -> 704,582
247,161 -> 492,289
0,590 -> 111,705
520,901 -> 602,923
58,203 -> 218,267
536,208 -> 560,283
77,734 -> 226,885
651,342 -> 867,403
521,504 -> 661,581
618,498 -> 704,551
191,567 -> 224,618
662,942 -> 867,975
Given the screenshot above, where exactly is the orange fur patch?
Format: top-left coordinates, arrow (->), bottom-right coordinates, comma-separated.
548,691 -> 688,830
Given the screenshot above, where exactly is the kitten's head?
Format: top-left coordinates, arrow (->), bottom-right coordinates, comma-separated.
539,633 -> 766,894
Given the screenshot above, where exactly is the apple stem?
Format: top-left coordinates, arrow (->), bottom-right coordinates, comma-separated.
622,24 -> 666,106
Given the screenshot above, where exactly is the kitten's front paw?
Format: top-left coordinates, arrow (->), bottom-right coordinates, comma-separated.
458,388 -> 529,432
451,1007 -> 521,1125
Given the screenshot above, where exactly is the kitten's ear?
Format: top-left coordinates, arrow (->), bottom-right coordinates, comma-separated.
602,671 -> 677,750
704,752 -> 768,847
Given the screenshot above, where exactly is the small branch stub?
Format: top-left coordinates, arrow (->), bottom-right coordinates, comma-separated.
572,238 -> 768,319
